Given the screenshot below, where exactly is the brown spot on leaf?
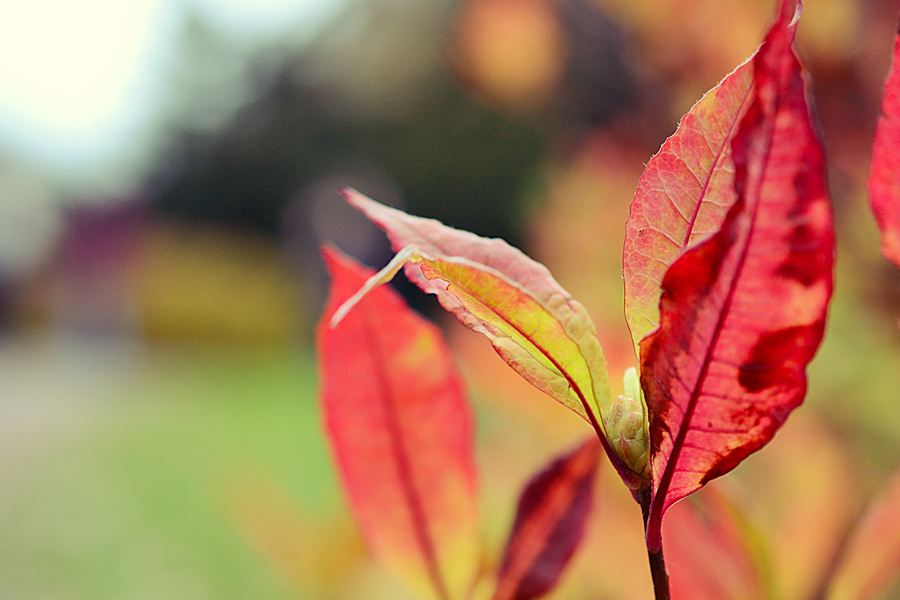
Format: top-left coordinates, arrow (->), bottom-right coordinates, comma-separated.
779,172 -> 832,286
778,249 -> 829,286
777,218 -> 831,286
737,323 -> 822,392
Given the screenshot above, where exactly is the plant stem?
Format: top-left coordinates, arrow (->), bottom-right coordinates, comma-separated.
647,549 -> 670,600
637,487 -> 671,600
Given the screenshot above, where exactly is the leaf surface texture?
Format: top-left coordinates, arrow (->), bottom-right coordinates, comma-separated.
640,0 -> 834,551
624,58 -> 754,350
317,246 -> 479,600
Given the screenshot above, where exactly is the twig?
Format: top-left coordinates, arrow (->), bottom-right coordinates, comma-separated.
637,487 -> 670,600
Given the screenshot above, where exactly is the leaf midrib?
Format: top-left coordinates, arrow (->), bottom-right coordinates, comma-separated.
362,307 -> 452,600
650,63 -> 783,530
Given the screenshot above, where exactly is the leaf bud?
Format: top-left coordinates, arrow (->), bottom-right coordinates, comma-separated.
605,367 -> 649,477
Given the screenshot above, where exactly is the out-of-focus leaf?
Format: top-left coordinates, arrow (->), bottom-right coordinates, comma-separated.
749,415 -> 856,600
827,469 -> 900,600
641,0 -> 834,552
317,246 -> 479,600
623,58 -> 753,351
339,189 -> 647,488
664,483 -> 770,600
224,471 -> 368,598
492,437 -> 600,600
868,11 -> 900,269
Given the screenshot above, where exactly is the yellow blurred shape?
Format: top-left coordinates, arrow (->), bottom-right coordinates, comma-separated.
138,223 -> 304,344
540,457 -> 651,598
592,0 -> 768,104
796,0 -> 859,67
224,471 -> 370,598
454,0 -> 565,112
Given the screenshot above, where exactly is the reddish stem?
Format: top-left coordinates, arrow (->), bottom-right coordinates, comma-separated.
647,549 -> 670,600
638,487 -> 670,600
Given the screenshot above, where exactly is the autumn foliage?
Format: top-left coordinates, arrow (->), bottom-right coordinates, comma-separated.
314,0 -> 900,597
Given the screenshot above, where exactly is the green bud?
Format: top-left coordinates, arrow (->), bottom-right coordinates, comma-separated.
623,366 -> 642,410
604,367 -> 649,478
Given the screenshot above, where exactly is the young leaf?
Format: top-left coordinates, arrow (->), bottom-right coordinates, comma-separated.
640,0 -> 834,552
826,469 -> 900,600
339,189 -> 647,488
623,57 -> 754,351
317,246 -> 480,600
868,12 -> 900,269
492,437 -> 601,600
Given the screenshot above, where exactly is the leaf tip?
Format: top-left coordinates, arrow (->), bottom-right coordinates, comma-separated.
774,0 -> 802,26
327,245 -> 423,328
789,3 -> 802,28
319,241 -> 342,264
493,437 -> 601,600
339,186 -> 371,211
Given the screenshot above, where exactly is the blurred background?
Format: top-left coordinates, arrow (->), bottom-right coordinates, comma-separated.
1,0 -> 900,597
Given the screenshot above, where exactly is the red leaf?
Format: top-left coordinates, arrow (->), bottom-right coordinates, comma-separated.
317,246 -> 480,600
640,0 -> 834,552
869,11 -> 900,269
623,57 -> 754,351
492,437 -> 600,600
826,468 -> 900,600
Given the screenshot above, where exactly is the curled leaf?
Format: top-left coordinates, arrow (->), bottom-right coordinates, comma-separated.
340,188 -> 646,488
641,0 -> 834,552
317,245 -> 479,600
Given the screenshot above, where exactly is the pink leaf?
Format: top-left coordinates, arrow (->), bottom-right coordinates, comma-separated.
868,10 -> 900,269
492,437 -> 601,600
640,0 -> 834,552
317,246 -> 480,600
624,57 -> 754,351
826,469 -> 900,600
664,484 -> 769,600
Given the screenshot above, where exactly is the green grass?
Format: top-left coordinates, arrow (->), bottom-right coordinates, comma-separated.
0,339 -> 338,600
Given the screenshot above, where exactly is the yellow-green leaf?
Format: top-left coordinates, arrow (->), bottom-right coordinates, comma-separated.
338,189 -> 646,486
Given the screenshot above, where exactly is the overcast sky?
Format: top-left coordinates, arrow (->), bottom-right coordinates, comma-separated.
0,0 -> 348,278
0,0 -> 343,174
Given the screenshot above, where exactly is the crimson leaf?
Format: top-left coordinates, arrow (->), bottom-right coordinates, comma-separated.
492,437 -> 600,600
640,0 -> 834,552
869,6 -> 900,269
